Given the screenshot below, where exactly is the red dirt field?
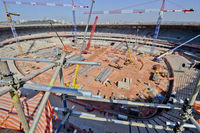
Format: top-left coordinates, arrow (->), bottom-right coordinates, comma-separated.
16,45 -> 169,101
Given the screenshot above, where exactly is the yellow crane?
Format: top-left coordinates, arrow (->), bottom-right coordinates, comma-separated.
65,64 -> 80,89
3,1 -> 23,55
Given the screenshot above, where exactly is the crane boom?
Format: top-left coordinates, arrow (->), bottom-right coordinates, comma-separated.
80,0 -> 95,55
84,16 -> 98,53
3,1 -> 23,55
155,34 -> 200,61
50,22 -> 70,52
5,1 -> 89,8
84,8 -> 194,14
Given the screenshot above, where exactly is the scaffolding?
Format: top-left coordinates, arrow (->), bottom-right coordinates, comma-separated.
0,1 -> 199,133
0,53 -> 200,133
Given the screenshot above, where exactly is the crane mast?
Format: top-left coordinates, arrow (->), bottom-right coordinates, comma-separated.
72,0 -> 77,43
150,0 -> 165,55
3,1 -> 23,55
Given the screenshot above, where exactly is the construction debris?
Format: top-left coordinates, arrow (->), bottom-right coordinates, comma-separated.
109,58 -> 123,69
104,79 -> 112,86
137,79 -> 142,83
144,82 -> 150,86
96,68 -> 113,83
115,78 -> 132,90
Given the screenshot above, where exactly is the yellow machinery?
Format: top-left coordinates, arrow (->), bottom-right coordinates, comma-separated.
152,71 -> 160,81
124,42 -> 133,65
3,1 -> 23,55
65,64 -> 80,89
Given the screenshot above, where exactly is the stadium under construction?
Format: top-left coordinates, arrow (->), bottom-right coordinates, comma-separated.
0,0 -> 200,133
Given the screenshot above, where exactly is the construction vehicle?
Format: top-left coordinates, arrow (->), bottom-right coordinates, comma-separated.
3,1 -> 23,55
152,71 -> 159,82
65,65 -> 80,89
124,42 -> 133,65
109,58 -> 123,70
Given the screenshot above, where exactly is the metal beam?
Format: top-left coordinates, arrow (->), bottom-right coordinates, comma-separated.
0,61 -> 30,132
29,52 -> 66,133
75,115 -> 173,131
166,121 -> 197,129
80,0 -> 95,55
74,96 -> 182,110
0,86 -> 12,96
23,83 -> 93,97
156,34 -> 200,61
55,112 -> 71,133
190,117 -> 200,132
53,106 -> 173,131
0,57 -> 101,66
52,106 -> 96,118
0,57 -> 56,63
22,84 -> 179,110
21,63 -> 55,82
66,60 -> 101,66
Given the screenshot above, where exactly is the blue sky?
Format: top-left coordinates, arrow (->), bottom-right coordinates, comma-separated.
0,0 -> 200,23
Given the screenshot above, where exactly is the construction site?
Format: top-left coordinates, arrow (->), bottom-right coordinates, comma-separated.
0,0 -> 200,133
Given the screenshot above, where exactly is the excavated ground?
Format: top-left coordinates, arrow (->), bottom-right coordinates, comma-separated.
15,43 -> 169,101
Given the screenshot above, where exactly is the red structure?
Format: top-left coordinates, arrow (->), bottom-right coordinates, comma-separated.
82,16 -> 98,54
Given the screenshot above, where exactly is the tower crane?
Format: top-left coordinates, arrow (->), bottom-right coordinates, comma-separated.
3,1 -> 23,55
150,0 -> 165,55
80,0 -> 95,55
71,0 -> 79,44
84,1 -> 194,56
71,1 -> 89,44
5,0 -> 89,48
